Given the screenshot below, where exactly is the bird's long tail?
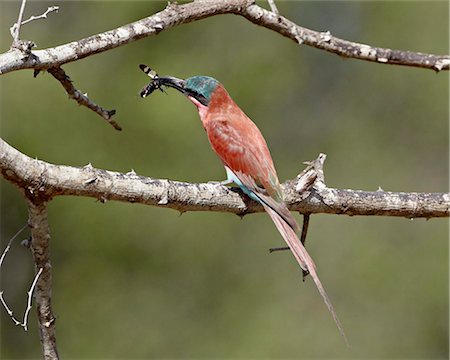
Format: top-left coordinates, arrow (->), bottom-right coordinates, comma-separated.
263,203 -> 349,347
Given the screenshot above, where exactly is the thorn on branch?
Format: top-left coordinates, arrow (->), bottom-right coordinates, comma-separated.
47,66 -> 122,131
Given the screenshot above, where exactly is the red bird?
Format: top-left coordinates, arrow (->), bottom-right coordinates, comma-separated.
140,65 -> 348,345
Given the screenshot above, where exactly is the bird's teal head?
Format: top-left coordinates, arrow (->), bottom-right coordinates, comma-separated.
139,65 -> 219,106
184,76 -> 219,106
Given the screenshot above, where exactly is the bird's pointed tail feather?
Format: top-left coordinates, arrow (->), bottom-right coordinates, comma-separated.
263,203 -> 349,347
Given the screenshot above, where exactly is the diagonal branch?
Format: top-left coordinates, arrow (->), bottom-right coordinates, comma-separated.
1,138 -> 448,219
0,0 -> 448,75
241,4 -> 450,71
47,66 -> 121,131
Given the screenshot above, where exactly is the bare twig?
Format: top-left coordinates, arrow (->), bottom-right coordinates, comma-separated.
0,291 -> 21,326
0,0 -> 448,74
1,138 -> 448,219
267,0 -> 279,15
300,214 -> 310,247
10,4 -> 59,40
0,223 -> 28,268
47,66 -> 121,131
22,267 -> 43,331
0,224 -> 28,327
0,268 -> 44,330
21,6 -> 59,27
0,224 -> 43,331
11,0 -> 27,43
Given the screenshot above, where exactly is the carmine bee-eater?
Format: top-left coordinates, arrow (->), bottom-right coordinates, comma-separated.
139,65 -> 348,345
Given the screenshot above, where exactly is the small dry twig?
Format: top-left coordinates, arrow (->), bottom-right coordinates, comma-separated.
0,291 -> 21,326
0,223 -> 43,331
267,0 -> 280,14
0,268 -> 43,330
10,0 -> 27,43
0,223 -> 28,268
47,66 -> 121,131
22,267 -> 43,331
0,224 -> 29,326
10,3 -> 59,40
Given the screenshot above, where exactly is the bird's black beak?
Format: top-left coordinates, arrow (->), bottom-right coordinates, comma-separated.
140,75 -> 186,98
139,64 -> 208,106
157,76 -> 186,93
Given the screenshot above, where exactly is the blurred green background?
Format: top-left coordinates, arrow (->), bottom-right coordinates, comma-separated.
0,1 -> 448,358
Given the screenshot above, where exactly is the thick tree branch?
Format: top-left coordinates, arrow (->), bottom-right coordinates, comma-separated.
27,200 -> 59,360
0,0 -> 448,75
1,139 -> 447,219
241,4 -> 450,71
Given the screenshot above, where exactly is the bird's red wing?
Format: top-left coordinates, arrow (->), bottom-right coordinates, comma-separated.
204,111 -> 283,201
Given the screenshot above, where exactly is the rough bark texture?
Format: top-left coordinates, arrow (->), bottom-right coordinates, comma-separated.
1,139 -> 448,219
27,201 -> 59,360
0,0 -> 448,75
1,1 -> 448,358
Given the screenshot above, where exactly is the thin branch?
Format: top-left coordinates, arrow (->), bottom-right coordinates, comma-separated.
27,200 -> 59,359
0,223 -> 28,324
0,268 -> 44,330
0,0 -> 448,75
0,138 -> 447,219
47,66 -> 121,131
20,6 -> 59,27
267,0 -> 279,15
11,0 -> 27,43
22,267 -> 43,331
0,222 -> 28,268
0,224 -> 28,327
0,224 -> 43,331
0,291 -> 21,326
10,4 -> 59,40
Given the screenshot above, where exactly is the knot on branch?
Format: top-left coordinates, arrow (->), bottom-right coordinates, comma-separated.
295,153 -> 326,198
11,39 -> 36,53
10,40 -> 37,64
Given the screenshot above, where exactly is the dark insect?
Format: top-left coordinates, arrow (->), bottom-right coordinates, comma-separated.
139,64 -> 166,97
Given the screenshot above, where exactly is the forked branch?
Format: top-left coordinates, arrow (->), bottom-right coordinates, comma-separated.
0,0 -> 448,75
